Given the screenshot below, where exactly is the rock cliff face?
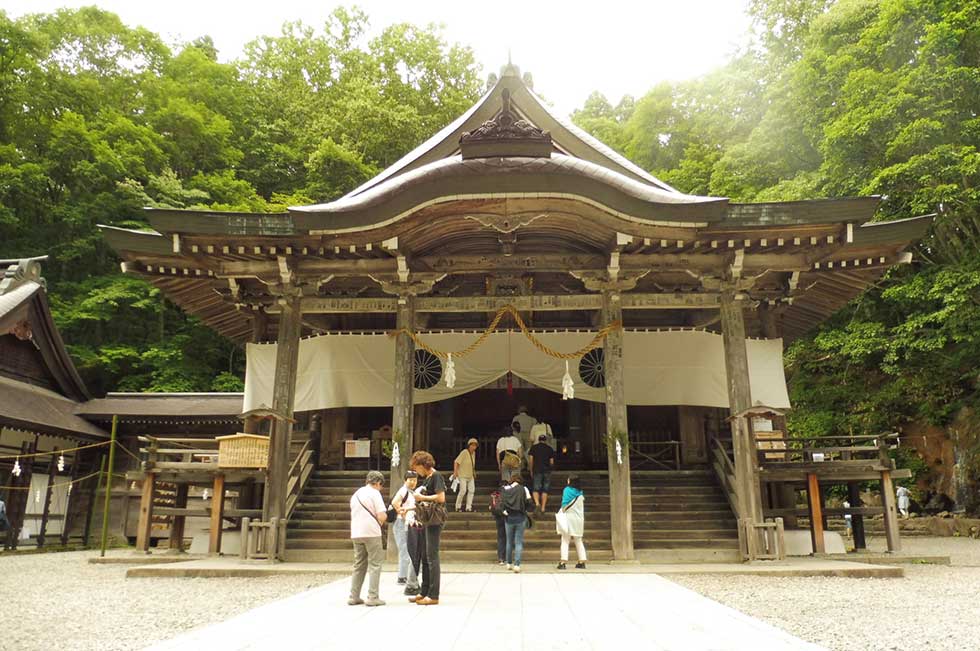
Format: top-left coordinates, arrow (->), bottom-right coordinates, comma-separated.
901,407 -> 980,515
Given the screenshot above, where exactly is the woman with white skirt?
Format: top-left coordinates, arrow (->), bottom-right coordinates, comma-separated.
556,475 -> 586,569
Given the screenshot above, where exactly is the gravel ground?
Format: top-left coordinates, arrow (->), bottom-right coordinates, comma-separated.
0,550 -> 344,651
671,536 -> 980,651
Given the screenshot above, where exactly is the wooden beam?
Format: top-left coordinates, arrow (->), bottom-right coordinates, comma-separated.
135,472 -> 156,553
281,292 -> 727,315
880,470 -> 902,553
602,290 -> 635,561
209,474 -> 226,555
806,473 -> 825,554
212,250 -> 828,281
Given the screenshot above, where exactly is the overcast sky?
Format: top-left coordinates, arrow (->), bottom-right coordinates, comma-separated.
4,0 -> 754,117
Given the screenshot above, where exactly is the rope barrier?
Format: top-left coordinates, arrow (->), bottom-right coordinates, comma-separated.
389,304 -> 622,360
0,470 -> 101,492
0,440 -> 111,461
112,441 -> 143,464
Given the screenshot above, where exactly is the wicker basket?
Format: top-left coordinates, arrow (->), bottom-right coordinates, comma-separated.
216,433 -> 270,469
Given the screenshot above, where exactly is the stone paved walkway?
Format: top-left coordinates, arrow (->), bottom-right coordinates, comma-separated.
146,571 -> 824,650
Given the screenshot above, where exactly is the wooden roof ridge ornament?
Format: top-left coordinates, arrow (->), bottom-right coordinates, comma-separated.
459,88 -> 553,160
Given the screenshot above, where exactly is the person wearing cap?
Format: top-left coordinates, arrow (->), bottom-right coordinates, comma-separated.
348,470 -> 387,607
453,438 -> 479,512
529,433 -> 556,513
391,471 -> 420,594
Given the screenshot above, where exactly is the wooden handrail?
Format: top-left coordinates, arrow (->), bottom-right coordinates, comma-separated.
287,440 -> 311,479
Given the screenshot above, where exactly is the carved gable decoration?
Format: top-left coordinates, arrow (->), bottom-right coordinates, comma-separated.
460,89 -> 552,160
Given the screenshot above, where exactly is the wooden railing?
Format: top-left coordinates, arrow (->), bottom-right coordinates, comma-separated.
138,436 -> 220,472
285,438 -> 315,520
755,432 -> 899,468
630,441 -> 681,470
710,437 -> 740,519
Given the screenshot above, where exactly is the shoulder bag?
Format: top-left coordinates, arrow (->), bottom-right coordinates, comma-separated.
555,495 -> 580,535
415,499 -> 448,527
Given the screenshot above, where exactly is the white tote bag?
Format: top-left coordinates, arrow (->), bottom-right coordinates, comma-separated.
555,509 -> 570,535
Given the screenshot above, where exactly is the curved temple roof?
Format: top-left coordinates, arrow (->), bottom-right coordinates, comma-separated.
98,62 -> 934,344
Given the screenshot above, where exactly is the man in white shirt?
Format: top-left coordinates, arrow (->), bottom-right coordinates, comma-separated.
496,422 -> 524,482
349,470 -> 387,607
513,406 -> 538,457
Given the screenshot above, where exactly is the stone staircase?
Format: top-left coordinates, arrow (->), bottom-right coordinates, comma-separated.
285,469 -> 740,563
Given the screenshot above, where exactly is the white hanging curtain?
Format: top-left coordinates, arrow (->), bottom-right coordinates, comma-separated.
243,330 -> 790,412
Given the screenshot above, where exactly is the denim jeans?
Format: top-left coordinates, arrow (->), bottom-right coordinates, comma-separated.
393,518 -> 418,588
495,515 -> 507,562
504,512 -> 526,566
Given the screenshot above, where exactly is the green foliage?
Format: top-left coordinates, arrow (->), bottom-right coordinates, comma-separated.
571,0 -> 980,503
0,6 -> 481,394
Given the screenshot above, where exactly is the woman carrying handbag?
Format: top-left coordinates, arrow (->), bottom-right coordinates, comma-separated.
409,450 -> 447,606
555,475 -> 587,570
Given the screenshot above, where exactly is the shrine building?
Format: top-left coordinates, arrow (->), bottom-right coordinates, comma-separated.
100,63 -> 931,562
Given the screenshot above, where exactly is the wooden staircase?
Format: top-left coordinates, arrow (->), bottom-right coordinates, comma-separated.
285,469 -> 740,563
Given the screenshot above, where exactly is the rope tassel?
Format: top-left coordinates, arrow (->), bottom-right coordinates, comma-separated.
445,352 -> 456,389
561,360 -> 575,400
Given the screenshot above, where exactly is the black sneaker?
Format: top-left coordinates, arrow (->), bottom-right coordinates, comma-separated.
556,562 -> 567,570
575,562 -> 586,569
404,587 -> 419,596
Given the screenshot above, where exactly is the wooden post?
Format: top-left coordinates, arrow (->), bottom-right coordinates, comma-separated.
135,472 -> 156,553
263,290 -> 303,528
391,295 -> 416,485
847,481 -> 866,550
169,483 -> 189,551
806,472 -> 825,554
880,470 -> 902,552
6,440 -> 34,551
720,288 -> 764,558
388,295 -> 415,559
99,415 -> 118,557
36,447 -> 59,548
84,455 -> 106,548
209,474 -> 226,555
602,290 -> 635,561
60,449 -> 82,546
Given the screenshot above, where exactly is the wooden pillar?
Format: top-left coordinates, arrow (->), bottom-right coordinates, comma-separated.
244,310 -> 268,435
60,450 -> 82,545
391,295 -> 416,487
847,482 -> 866,550
263,291 -> 303,525
806,473 -> 825,554
602,290 -> 634,561
720,289 -> 764,556
209,474 -> 226,555
388,296 -> 415,560
83,454 -> 106,548
678,406 -> 707,466
879,470 -> 902,552
169,484 -> 189,551
135,473 -> 156,553
36,448 -> 59,548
